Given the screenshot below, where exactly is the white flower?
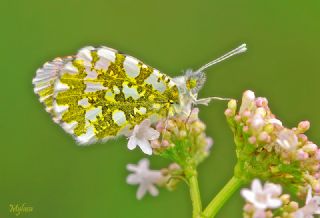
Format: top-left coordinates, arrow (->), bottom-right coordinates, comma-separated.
294,186 -> 320,218
241,179 -> 282,210
276,129 -> 298,150
126,158 -> 165,200
251,113 -> 265,131
127,119 -> 160,155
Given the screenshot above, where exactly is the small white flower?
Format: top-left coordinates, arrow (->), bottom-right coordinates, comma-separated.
251,113 -> 265,131
126,158 -> 164,200
276,129 -> 298,150
241,179 -> 282,210
294,186 -> 320,218
127,119 -> 160,155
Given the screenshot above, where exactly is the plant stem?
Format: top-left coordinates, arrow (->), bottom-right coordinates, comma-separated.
187,168 -> 202,218
202,176 -> 243,218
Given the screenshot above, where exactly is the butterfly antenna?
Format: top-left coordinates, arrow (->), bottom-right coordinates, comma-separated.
196,43 -> 247,73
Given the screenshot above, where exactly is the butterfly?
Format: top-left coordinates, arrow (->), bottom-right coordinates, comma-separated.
32,44 -> 246,144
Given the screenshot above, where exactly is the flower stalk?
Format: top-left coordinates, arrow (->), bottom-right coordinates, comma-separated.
185,167 -> 202,218
202,176 -> 243,218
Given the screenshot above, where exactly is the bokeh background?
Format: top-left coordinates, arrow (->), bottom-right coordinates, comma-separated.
1,0 -> 320,217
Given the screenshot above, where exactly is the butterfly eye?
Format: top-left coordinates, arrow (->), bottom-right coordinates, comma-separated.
186,78 -> 198,90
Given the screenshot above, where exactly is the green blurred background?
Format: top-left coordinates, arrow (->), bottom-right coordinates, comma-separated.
1,0 -> 320,217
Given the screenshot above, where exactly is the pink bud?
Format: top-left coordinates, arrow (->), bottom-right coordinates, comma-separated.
156,122 -> 164,132
242,110 -> 251,119
206,137 -> 214,147
289,201 -> 299,210
243,203 -> 254,213
280,194 -> 290,204
312,164 -> 320,171
248,136 -> 256,144
255,97 -> 268,107
258,131 -> 269,142
235,115 -> 241,122
298,120 -> 310,132
168,163 -> 181,171
162,140 -> 170,147
224,108 -> 234,117
314,172 -> 320,179
151,140 -> 160,148
297,149 -> 309,160
298,134 -> 308,143
315,149 -> 320,160
303,143 -> 318,153
314,183 -> 320,193
243,126 -> 249,133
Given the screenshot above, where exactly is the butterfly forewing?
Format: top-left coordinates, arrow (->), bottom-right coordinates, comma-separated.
33,46 -> 179,144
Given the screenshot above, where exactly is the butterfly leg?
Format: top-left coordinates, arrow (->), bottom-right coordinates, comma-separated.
195,96 -> 232,106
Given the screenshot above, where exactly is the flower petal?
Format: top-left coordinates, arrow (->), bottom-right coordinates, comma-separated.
148,185 -> 159,196
241,189 -> 256,203
138,158 -> 150,170
264,183 -> 282,197
137,184 -> 147,200
137,139 -> 152,155
267,197 -> 282,209
141,119 -> 151,127
127,164 -> 139,172
126,174 -> 140,184
145,128 -> 160,140
146,171 -> 163,183
127,137 -> 137,150
252,179 -> 262,193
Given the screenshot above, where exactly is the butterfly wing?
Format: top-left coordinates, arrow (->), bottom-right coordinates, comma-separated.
33,46 -> 179,144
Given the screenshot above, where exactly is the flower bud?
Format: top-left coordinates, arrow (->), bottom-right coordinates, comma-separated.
224,108 -> 234,117
288,201 -> 299,210
239,90 -> 255,114
280,194 -> 290,204
302,143 -> 317,153
297,121 -> 310,133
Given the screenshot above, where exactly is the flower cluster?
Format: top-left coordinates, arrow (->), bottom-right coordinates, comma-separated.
225,90 -> 320,196
242,179 -> 320,218
126,108 -> 213,199
151,108 -> 213,168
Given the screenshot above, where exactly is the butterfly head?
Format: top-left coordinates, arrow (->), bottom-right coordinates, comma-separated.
185,69 -> 206,96
172,69 -> 206,115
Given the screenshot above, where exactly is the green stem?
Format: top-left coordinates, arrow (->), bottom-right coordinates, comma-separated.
187,168 -> 202,218
202,176 -> 243,218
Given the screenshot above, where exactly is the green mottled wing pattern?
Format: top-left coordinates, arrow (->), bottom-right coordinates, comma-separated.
33,46 -> 179,144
